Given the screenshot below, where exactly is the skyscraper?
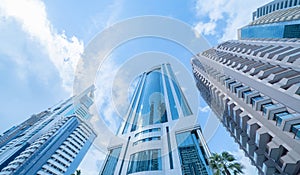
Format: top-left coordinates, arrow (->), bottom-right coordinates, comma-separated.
99,64 -> 212,175
239,0 -> 300,39
0,86 -> 96,175
191,38 -> 300,174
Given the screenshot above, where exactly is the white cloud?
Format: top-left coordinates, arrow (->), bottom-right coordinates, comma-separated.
194,0 -> 270,42
0,0 -> 84,92
78,145 -> 105,175
194,21 -> 217,36
199,105 -> 211,113
230,149 -> 258,175
94,56 -> 132,134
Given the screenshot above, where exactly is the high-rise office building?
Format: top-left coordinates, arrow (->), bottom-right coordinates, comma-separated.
99,64 -> 212,175
0,86 -> 96,175
239,0 -> 300,39
252,0 -> 300,21
191,38 -> 300,175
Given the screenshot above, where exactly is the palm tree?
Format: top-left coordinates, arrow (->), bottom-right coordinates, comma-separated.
209,151 -> 244,175
71,170 -> 81,175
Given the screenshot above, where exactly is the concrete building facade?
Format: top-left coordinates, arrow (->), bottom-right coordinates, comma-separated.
0,86 -> 96,175
191,38 -> 300,175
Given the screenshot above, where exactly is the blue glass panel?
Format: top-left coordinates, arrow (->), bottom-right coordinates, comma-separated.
251,96 -> 263,106
162,66 -> 179,120
134,128 -> 160,137
291,124 -> 300,135
166,65 -> 192,117
101,147 -> 122,175
262,103 -> 274,115
133,136 -> 161,146
234,85 -> 243,93
176,132 -> 212,175
127,149 -> 162,174
123,75 -> 144,134
242,90 -> 252,98
131,69 -> 167,131
275,111 -> 290,126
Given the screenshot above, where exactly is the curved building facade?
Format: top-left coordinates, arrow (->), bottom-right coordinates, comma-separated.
99,64 -> 212,175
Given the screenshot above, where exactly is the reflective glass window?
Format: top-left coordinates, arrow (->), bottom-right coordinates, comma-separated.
135,128 -> 161,137
101,147 -> 122,175
291,124 -> 300,139
234,85 -> 243,93
166,65 -> 192,117
127,149 -> 162,174
242,90 -> 252,98
133,137 -> 161,146
261,103 -> 274,115
275,111 -> 290,126
251,96 -> 263,107
131,69 -> 167,131
176,131 -> 212,175
162,66 -> 179,120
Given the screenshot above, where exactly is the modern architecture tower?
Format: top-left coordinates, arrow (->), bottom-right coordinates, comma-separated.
191,39 -> 300,175
99,64 -> 212,175
239,0 -> 300,39
0,86 -> 96,175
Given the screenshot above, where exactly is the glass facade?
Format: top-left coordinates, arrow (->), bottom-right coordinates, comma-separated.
176,131 -> 211,175
291,124 -> 300,139
127,149 -> 162,174
162,65 -> 179,120
134,128 -> 161,137
129,65 -> 193,132
241,21 -> 300,39
101,147 -> 122,175
131,68 -> 168,131
101,64 -> 211,175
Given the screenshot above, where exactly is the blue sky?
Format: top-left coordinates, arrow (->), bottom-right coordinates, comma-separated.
0,0 -> 272,174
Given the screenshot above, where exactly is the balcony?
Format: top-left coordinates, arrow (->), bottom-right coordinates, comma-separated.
255,128 -> 272,149
291,123 -> 300,139
254,148 -> 266,168
247,119 -> 260,140
240,131 -> 248,148
262,159 -> 277,175
239,112 -> 251,131
280,151 -> 300,175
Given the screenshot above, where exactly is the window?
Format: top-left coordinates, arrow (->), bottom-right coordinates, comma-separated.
133,137 -> 160,146
275,111 -> 290,126
291,124 -> 300,139
135,128 -> 161,137
251,96 -> 263,107
101,147 -> 122,175
261,103 -> 274,115
234,85 -> 243,93
242,90 -> 252,98
127,149 -> 162,174
176,131 -> 211,174
285,0 -> 288,8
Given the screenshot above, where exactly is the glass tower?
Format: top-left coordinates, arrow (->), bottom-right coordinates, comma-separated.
239,0 -> 300,39
0,86 -> 96,175
99,64 -> 212,175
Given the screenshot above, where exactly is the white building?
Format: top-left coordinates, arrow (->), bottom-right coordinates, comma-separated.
99,64 -> 212,175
